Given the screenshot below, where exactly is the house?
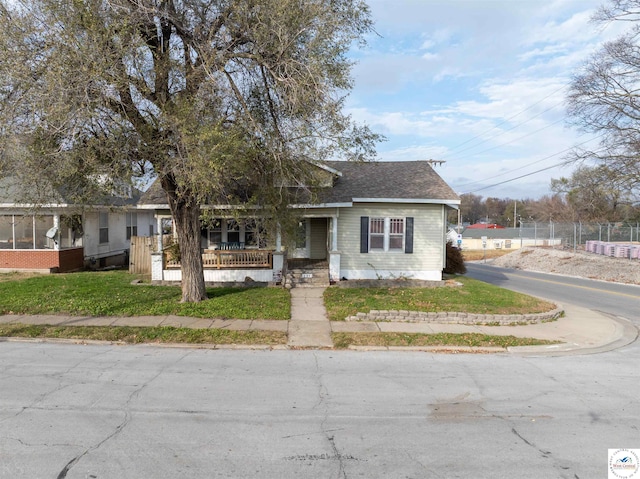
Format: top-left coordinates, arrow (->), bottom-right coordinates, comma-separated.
142,161 -> 460,285
465,223 -> 505,229
0,177 -> 155,272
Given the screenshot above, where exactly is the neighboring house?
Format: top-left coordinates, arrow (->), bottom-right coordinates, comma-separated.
142,161 -> 460,285
0,177 -> 155,272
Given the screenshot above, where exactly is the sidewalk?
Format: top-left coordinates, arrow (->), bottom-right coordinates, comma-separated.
0,289 -> 636,355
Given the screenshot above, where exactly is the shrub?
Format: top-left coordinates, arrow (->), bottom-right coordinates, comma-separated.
444,241 -> 466,274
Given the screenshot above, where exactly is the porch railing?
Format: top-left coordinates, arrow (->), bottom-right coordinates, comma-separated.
166,249 -> 273,269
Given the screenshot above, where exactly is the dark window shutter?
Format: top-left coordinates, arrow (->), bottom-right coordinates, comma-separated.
405,217 -> 414,254
360,216 -> 369,253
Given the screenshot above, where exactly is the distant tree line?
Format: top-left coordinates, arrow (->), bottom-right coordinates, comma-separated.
455,166 -> 640,226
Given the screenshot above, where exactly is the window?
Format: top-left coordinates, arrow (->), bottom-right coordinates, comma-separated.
247,219 -> 267,248
14,216 -> 33,249
389,218 -> 404,251
99,212 -> 109,244
208,219 -> 222,246
60,215 -> 83,248
34,216 -> 54,249
0,215 -> 13,249
226,219 -> 240,244
362,216 -> 412,254
369,218 -> 385,250
126,212 -> 137,240
295,220 -> 307,249
0,215 -> 56,249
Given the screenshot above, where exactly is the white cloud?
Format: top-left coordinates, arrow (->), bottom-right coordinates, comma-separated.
346,0 -> 622,198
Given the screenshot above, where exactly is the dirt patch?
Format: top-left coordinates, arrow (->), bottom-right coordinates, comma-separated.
489,247 -> 640,285
0,272 -> 45,283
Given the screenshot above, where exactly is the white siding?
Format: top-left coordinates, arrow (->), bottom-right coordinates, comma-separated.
83,210 -> 131,259
136,211 -> 156,236
337,203 -> 446,280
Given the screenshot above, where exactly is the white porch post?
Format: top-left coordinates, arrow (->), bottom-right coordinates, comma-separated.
275,224 -> 282,251
329,214 -> 340,282
331,215 -> 338,251
151,252 -> 164,281
156,215 -> 163,251
53,214 -> 60,251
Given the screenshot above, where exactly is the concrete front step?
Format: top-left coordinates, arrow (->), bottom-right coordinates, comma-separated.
286,269 -> 330,288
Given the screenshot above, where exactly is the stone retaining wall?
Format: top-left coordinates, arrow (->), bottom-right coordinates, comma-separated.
344,307 -> 563,325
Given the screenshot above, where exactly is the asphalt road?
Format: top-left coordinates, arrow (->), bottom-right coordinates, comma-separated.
1,342 -> 639,479
1,267 -> 638,478
466,262 -> 640,323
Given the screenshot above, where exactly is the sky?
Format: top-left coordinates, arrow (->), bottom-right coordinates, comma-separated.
345,0 -> 628,200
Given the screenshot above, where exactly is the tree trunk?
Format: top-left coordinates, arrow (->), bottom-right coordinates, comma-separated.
162,177 -> 207,303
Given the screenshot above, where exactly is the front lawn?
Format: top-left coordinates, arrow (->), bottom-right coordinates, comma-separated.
0,271 -> 290,320
0,323 -> 287,345
324,277 -> 555,321
332,332 -> 559,349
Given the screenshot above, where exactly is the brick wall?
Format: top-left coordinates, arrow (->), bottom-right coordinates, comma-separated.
0,248 -> 84,272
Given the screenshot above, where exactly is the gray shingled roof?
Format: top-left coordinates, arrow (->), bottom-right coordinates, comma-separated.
138,179 -> 167,205
0,177 -> 140,207
319,160 -> 459,203
137,160 -> 459,206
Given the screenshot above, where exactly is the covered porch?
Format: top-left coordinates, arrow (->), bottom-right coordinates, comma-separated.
150,211 -> 342,284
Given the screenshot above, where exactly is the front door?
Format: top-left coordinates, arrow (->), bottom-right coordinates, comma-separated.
289,219 -> 310,259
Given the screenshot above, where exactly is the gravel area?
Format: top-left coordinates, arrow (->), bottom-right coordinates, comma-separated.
489,247 -> 640,285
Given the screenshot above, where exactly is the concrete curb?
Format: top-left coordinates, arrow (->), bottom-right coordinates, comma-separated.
507,315 -> 638,357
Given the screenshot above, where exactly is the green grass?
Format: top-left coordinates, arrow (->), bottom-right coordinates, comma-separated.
0,271 -> 290,320
0,323 -> 287,345
324,276 -> 555,321
332,332 -> 560,349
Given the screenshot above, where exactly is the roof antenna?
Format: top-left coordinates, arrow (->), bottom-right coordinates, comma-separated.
426,159 -> 446,167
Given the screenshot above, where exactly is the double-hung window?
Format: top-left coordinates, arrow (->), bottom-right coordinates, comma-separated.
99,212 -> 109,244
368,217 -> 405,252
361,216 -> 413,254
389,218 -> 405,250
369,218 -> 386,250
126,212 -> 137,240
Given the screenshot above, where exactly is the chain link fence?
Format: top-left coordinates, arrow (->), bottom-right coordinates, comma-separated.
517,222 -> 640,250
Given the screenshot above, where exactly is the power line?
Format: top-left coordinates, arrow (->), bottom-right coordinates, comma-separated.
452,117 -> 565,163
461,133 -> 604,191
463,160 -> 572,194
442,84 -> 568,159
462,141 -> 609,195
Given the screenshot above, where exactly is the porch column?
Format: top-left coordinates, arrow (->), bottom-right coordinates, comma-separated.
331,215 -> 338,251
272,251 -> 284,284
156,216 -> 163,251
329,214 -> 340,282
275,224 -> 282,251
151,252 -> 164,282
53,214 -> 60,251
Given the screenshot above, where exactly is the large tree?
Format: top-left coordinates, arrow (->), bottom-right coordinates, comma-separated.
0,0 -> 379,302
566,0 -> 640,198
550,164 -> 638,221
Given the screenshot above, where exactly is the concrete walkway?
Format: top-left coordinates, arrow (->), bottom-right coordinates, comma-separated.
0,288 -> 636,355
287,287 -> 333,348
